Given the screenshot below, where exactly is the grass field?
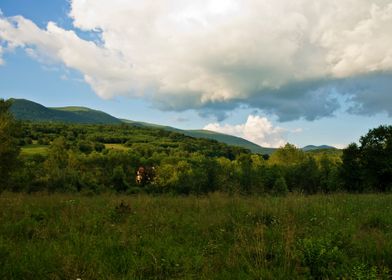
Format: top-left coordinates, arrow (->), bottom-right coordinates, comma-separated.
20,143 -> 129,155
20,144 -> 49,156
1,193 -> 391,279
104,143 -> 130,151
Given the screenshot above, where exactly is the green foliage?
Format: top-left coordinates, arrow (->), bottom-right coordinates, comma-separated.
44,137 -> 73,192
298,157 -> 320,194
341,143 -> 363,192
341,125 -> 392,192
267,144 -> 342,194
155,160 -> 207,194
0,99 -> 20,191
111,166 -> 129,192
11,121 -> 254,194
183,129 -> 275,154
77,140 -> 94,154
360,125 -> 392,191
272,176 -> 288,196
319,153 -> 342,192
214,157 -> 240,194
298,237 -> 344,278
237,154 -> 252,193
269,143 -> 306,165
4,111 -> 389,195
351,264 -> 389,279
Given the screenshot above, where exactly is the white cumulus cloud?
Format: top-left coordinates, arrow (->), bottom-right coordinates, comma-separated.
0,0 -> 392,119
204,115 -> 287,148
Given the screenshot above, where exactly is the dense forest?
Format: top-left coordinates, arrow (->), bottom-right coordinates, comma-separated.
1,99 -> 391,195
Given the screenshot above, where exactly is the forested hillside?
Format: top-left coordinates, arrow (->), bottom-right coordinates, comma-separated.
10,98 -> 122,124
10,98 -> 332,154
2,98 -> 391,195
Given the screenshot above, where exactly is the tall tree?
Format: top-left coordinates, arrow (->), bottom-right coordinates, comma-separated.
0,99 -> 20,191
359,125 -> 392,191
341,126 -> 392,192
269,143 -> 306,166
44,137 -> 70,192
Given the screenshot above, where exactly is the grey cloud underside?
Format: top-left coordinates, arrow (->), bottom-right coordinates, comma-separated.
343,72 -> 392,117
254,73 -> 392,121
151,91 -> 239,121
152,73 -> 392,122
247,79 -> 340,122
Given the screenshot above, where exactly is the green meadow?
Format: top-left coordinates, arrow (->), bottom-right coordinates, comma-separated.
20,144 -> 49,156
1,193 -> 391,279
104,143 -> 131,151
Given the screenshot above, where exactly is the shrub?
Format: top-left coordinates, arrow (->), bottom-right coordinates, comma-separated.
272,176 -> 288,196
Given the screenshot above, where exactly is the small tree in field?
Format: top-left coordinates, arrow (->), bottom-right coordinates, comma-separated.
272,176 -> 288,196
44,137 -> 71,192
0,99 -> 20,191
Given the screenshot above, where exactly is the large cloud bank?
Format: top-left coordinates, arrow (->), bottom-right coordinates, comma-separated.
1,0 -> 392,120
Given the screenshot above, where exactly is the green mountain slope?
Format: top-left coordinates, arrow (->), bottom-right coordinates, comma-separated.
122,119 -> 275,154
182,130 -> 276,154
9,98 -> 300,154
10,99 -> 121,124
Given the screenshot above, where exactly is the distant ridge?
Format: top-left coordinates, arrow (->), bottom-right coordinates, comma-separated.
302,145 -> 336,151
122,119 -> 275,154
10,98 -> 271,153
182,130 -> 276,154
10,99 -> 121,124
9,98 -> 336,154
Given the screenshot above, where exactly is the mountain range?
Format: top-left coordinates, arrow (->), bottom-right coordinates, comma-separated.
302,145 -> 336,151
10,98 -> 122,124
9,98 -> 336,154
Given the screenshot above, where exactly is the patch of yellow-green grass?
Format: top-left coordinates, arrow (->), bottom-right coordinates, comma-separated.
20,144 -> 49,156
52,106 -> 92,112
104,143 -> 129,151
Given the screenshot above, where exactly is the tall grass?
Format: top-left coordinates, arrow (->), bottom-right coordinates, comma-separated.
1,193 -> 391,279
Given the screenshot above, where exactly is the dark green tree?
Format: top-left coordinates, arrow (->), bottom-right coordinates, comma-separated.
340,143 -> 362,191
341,125 -> 392,192
111,166 -> 129,192
299,157 -> 320,194
237,153 -> 252,193
359,125 -> 392,191
272,176 -> 288,196
319,154 -> 341,192
269,143 -> 306,166
0,99 -> 20,191
45,137 -> 71,192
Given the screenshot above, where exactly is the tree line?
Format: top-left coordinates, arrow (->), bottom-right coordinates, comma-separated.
1,99 -> 391,195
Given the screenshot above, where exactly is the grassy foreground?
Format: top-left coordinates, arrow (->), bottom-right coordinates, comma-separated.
1,193 -> 392,279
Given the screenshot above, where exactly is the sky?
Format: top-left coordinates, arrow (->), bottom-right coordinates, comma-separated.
0,0 -> 391,148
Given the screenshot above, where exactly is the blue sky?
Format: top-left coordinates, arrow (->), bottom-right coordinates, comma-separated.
1,0 -> 391,148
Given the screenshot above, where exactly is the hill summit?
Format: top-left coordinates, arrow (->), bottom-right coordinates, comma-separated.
10,99 -> 121,124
